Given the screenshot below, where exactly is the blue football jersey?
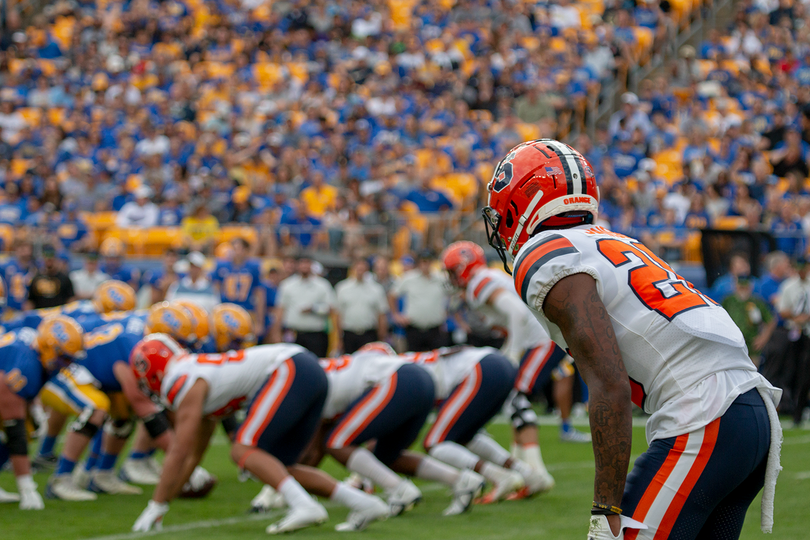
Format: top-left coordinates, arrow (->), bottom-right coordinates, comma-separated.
2,260 -> 35,311
79,317 -> 146,392
101,262 -> 141,288
0,328 -> 48,400
1,300 -> 99,333
214,259 -> 261,311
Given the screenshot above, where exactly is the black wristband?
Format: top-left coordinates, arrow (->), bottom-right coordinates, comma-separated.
592,502 -> 622,516
143,411 -> 171,439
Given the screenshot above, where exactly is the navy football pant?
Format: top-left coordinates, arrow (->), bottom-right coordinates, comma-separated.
623,389 -> 770,540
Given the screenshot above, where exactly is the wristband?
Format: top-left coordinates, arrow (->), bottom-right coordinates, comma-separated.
143,411 -> 171,439
592,502 -> 622,516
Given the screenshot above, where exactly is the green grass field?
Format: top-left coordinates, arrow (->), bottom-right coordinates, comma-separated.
2,418 -> 808,540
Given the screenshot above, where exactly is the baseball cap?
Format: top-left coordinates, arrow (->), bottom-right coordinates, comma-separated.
188,251 -> 206,268
621,92 -> 639,105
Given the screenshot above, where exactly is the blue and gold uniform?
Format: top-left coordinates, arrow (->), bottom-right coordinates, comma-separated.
213,259 -> 262,312
0,329 -> 48,401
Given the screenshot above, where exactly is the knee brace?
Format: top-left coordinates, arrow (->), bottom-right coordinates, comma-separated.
3,419 -> 28,456
142,410 -> 171,439
503,390 -> 537,431
68,407 -> 102,439
104,417 -> 134,439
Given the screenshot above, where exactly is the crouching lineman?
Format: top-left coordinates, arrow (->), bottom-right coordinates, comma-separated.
442,242 -> 590,461
129,335 -> 389,534
40,312 -> 166,500
404,346 -> 553,502
0,316 -> 85,509
484,139 -> 782,539
289,343 -> 487,517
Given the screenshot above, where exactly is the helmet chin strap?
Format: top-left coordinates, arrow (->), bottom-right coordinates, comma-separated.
508,189 -> 545,256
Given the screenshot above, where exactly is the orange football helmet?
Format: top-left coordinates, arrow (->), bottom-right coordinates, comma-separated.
441,241 -> 487,288
483,139 -> 598,272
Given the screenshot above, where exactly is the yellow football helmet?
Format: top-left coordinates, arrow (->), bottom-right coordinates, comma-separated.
211,303 -> 255,351
36,315 -> 85,370
100,237 -> 125,257
93,280 -> 137,313
145,302 -> 195,344
173,301 -> 210,341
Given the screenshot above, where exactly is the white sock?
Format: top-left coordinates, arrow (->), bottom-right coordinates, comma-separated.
428,442 -> 479,470
330,481 -> 378,512
479,461 -> 512,484
466,433 -> 510,467
415,456 -> 460,487
346,448 -> 401,491
278,476 -> 316,509
521,443 -> 549,475
511,441 -> 522,460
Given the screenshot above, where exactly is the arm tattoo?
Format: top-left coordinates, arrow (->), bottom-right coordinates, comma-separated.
544,274 -> 632,507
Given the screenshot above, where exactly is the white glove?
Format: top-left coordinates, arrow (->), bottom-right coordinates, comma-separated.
17,475 -> 44,510
133,500 -> 169,532
184,466 -> 213,491
587,514 -> 647,540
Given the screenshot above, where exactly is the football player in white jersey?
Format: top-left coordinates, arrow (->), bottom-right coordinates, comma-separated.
405,346 -> 553,502
483,139 -> 782,540
443,242 -> 591,465
128,335 -> 389,534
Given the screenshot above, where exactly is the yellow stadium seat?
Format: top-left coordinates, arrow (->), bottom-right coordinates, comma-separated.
0,224 -> 15,250
286,63 -> 309,84
218,226 -> 258,246
46,108 -> 66,127
9,159 -> 32,178
713,216 -> 747,230
516,123 -> 541,142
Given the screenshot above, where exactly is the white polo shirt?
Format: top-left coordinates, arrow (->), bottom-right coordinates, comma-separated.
391,269 -> 448,329
776,274 -> 810,335
277,273 -> 336,332
335,274 -> 388,333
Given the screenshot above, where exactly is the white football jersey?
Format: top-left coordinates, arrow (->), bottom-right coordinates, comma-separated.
466,268 -> 551,359
161,344 -> 307,417
319,350 -> 406,419
514,225 -> 780,443
403,346 -> 496,400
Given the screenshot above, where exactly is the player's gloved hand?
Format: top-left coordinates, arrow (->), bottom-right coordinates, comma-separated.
587,515 -> 647,540
133,500 -> 169,531
17,475 -> 44,510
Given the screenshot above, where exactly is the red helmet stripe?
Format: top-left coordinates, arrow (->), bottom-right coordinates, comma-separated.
514,236 -> 576,301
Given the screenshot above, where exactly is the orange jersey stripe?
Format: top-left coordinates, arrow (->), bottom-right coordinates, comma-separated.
166,375 -> 188,406
514,237 -> 575,299
653,419 -> 720,539
472,277 -> 493,300
624,433 -> 689,540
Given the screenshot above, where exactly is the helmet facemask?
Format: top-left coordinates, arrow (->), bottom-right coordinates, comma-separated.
482,206 -> 513,275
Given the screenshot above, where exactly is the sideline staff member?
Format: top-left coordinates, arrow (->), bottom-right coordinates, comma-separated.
389,252 -> 448,351
273,255 -> 338,357
335,258 -> 388,353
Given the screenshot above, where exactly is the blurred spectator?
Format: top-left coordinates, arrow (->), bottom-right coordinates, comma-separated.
756,251 -> 792,308
336,258 -> 389,353
143,249 -> 181,305
273,255 -> 337,357
2,240 -> 37,311
69,252 -> 109,300
710,253 -> 757,302
99,238 -> 141,291
722,275 -> 775,364
166,252 -> 220,313
514,85 -> 557,125
116,186 -> 159,228
775,257 -> 810,425
609,93 -> 652,139
27,245 -> 74,309
213,238 -> 265,338
389,252 -> 448,352
300,172 -> 338,218
181,203 -> 220,254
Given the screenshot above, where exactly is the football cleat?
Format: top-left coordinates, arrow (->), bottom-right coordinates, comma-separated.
89,471 -> 143,495
119,458 -> 161,485
251,485 -> 286,513
73,463 -> 92,490
46,475 -> 97,501
443,470 -> 485,516
386,479 -> 422,516
266,503 -> 328,535
334,497 -> 389,532
0,486 -> 21,503
507,470 -> 555,501
560,427 -> 593,443
477,469 -> 524,504
31,453 -> 58,472
345,472 -> 375,494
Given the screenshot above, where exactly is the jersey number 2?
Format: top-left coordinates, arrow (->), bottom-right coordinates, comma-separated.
596,239 -> 714,321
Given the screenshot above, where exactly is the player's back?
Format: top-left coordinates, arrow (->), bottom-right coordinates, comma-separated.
515,225 -> 773,441
403,347 -> 496,400
319,351 -> 406,419
0,328 -> 45,399
81,319 -> 145,391
161,343 -> 306,417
